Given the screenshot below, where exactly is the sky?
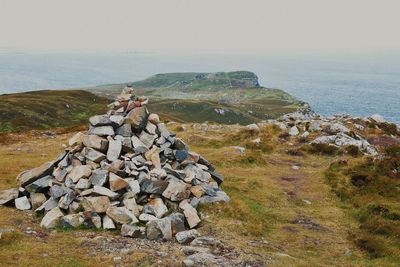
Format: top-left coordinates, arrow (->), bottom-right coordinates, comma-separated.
0,0 -> 399,54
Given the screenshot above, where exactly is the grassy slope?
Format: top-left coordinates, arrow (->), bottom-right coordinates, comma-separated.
1,123 -> 399,266
0,90 -> 109,132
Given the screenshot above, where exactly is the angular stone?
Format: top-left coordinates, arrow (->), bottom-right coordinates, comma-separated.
102,215 -> 116,229
180,201 -> 201,229
141,179 -> 168,194
126,179 -> 140,195
198,191 -> 230,204
89,169 -> 108,186
109,173 -> 129,191
40,207 -> 64,229
122,198 -> 140,216
143,198 -> 168,218
139,213 -> 157,222
146,122 -> 157,135
17,161 -> 54,186
54,167 -> 68,182
190,236 -> 223,248
81,196 -> 111,213
289,126 -> 299,136
81,211 -> 102,229
162,177 -> 190,201
49,185 -> 70,199
115,124 -> 132,137
0,188 -> 19,205
92,185 -> 120,200
82,135 -> 109,152
15,196 -> 31,210
109,115 -> 125,126
121,224 -> 141,237
68,165 -> 92,183
89,115 -> 112,126
145,147 -> 161,169
124,106 -> 148,130
175,229 -> 199,244
25,175 -> 54,193
190,185 -> 205,198
82,147 -> 106,163
169,212 -> 186,235
35,197 -> 58,212
69,132 -> 84,147
30,193 -> 47,210
145,217 -> 172,241
107,139 -> 122,162
75,179 -> 91,190
174,150 -> 188,162
106,206 -> 138,224
139,131 -> 156,148
88,126 -> 115,136
131,136 -> 147,149
61,213 -> 83,228
58,191 -> 76,209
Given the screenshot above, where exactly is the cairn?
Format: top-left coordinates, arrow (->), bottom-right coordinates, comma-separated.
0,87 -> 229,241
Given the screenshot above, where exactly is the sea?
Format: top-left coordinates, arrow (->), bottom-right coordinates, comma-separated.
0,51 -> 399,124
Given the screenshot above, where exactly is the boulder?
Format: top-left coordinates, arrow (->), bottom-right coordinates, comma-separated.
15,196 -> 31,210
40,207 -> 64,229
143,198 -> 168,218
89,169 -> 108,186
106,207 -> 138,224
124,106 -> 148,130
88,126 -> 115,136
30,193 -> 47,210
17,161 -> 54,186
82,135 -> 109,152
25,175 -> 54,193
162,177 -> 190,201
82,147 -> 106,163
121,224 -> 142,237
109,173 -> 129,191
81,196 -> 111,213
89,115 -> 112,126
175,229 -> 199,244
168,212 -> 186,235
68,165 -> 92,183
180,201 -> 201,229
0,188 -> 19,205
145,217 -> 172,241
102,215 -> 116,229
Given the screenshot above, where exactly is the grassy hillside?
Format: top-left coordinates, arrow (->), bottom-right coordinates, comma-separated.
0,90 -> 109,132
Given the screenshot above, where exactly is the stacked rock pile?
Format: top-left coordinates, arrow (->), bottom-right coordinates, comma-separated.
0,87 -> 229,242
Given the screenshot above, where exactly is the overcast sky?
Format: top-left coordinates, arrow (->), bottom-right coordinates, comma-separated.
0,0 -> 399,54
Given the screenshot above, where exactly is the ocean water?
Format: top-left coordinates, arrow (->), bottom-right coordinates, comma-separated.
0,51 -> 399,123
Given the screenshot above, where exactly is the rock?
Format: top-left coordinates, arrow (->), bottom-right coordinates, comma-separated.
289,126 -> 299,136
169,212 -> 186,235
139,213 -> 158,222
15,196 -> 31,210
208,171 -> 224,185
89,115 -> 112,126
182,252 -> 228,267
139,131 -> 156,148
311,135 -> 336,144
61,213 -> 83,228
92,185 -> 120,200
17,161 -> 54,186
30,193 -> 47,210
301,131 -> 310,138
162,177 -> 190,201
176,229 -> 199,244
122,198 -> 140,216
82,147 -> 106,163
124,106 -> 148,130
0,188 -> 19,205
102,215 -> 116,229
49,185 -> 70,199
145,218 -> 172,241
141,179 -> 168,195
246,123 -> 260,133
370,114 -> 386,123
81,211 -> 102,228
190,236 -> 223,248
126,179 -> 141,195
109,115 -> 125,126
182,246 -> 211,256
148,113 -> 160,124
198,191 -> 230,204
82,135 -> 109,152
88,126 -> 115,136
116,124 -> 132,137
106,207 -> 138,224
308,121 -> 322,132
121,224 -> 141,237
40,207 -> 64,229
180,201 -> 201,228
68,165 -> 92,183
58,191 -> 76,209
68,132 -> 84,147
190,186 -> 205,198
89,169 -> 108,186
107,139 -> 122,162
145,147 -> 161,169
131,136 -> 147,149
109,173 -> 129,191
143,198 -> 168,218
81,196 -> 111,213
75,179 -> 91,190
36,197 -> 58,212
25,175 -> 54,193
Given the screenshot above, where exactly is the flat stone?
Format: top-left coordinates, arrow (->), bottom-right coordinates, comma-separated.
124,106 -> 148,130
58,191 -> 76,209
89,115 -> 112,126
190,236 -> 223,248
102,215 -> 116,229
162,177 -> 190,201
115,124 -> 132,137
92,186 -> 120,200
143,198 -> 168,218
109,173 -> 129,191
25,175 -> 54,193
145,147 -> 161,169
198,191 -> 230,204
68,165 -> 92,183
141,179 -> 168,195
40,207 -> 64,229
82,135 -> 109,152
182,252 -> 228,267
75,178 -> 91,190
81,196 -> 111,213
126,179 -> 140,195
176,229 -> 199,244
190,186 -> 205,198
139,213 -> 158,222
123,198 -> 140,217
0,188 -> 19,205
109,115 -> 125,126
145,217 -> 172,241
15,196 -> 31,210
107,139 -> 122,162
35,197 -> 58,212
139,131 -> 156,148
61,213 -> 83,228
180,201 -> 201,229
88,126 -> 115,136
30,193 -> 47,210
106,206 -> 138,224
49,185 -> 70,199
17,161 -> 54,186
121,224 -> 141,237
145,122 -> 157,135
82,147 -> 106,163
168,212 -> 186,235
89,169 -> 108,186
174,150 -> 188,162
208,171 -> 224,185
54,167 -> 68,182
69,132 -> 84,147
131,136 -> 147,149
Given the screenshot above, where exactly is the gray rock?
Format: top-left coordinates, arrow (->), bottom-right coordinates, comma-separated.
139,131 -> 156,148
308,121 -> 322,132
169,212 -> 186,235
246,123 -> 260,133
131,136 -> 147,149
143,198 -> 168,218
89,115 -> 112,126
58,191 -> 76,210
124,106 -> 148,130
102,215 -> 116,229
176,229 -> 199,244
35,197 -> 58,212
30,193 -> 47,210
17,161 -> 54,186
208,171 -> 224,185
162,177 -> 190,201
141,179 -> 168,195
81,196 -> 111,213
68,132 -> 84,147
122,198 -> 140,216
67,165 -> 92,183
182,252 -> 229,267
106,206 -> 138,224
109,115 -> 125,126
89,169 -> 108,186
107,139 -> 122,162
15,196 -> 31,210
49,185 -> 70,199
121,224 -> 142,237
0,188 -> 19,205
82,147 -> 106,163
75,178 -> 91,190
115,124 -> 132,137
138,213 -> 158,222
370,114 -> 386,123
88,126 -> 115,136
190,236 -> 223,248
145,217 -> 172,241
61,213 -> 83,228
82,135 -> 109,152
40,207 -> 64,229
199,191 -> 230,204
180,200 -> 201,229
92,185 -> 120,200
126,179 -> 140,195
289,126 -> 299,136
145,122 -> 157,135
